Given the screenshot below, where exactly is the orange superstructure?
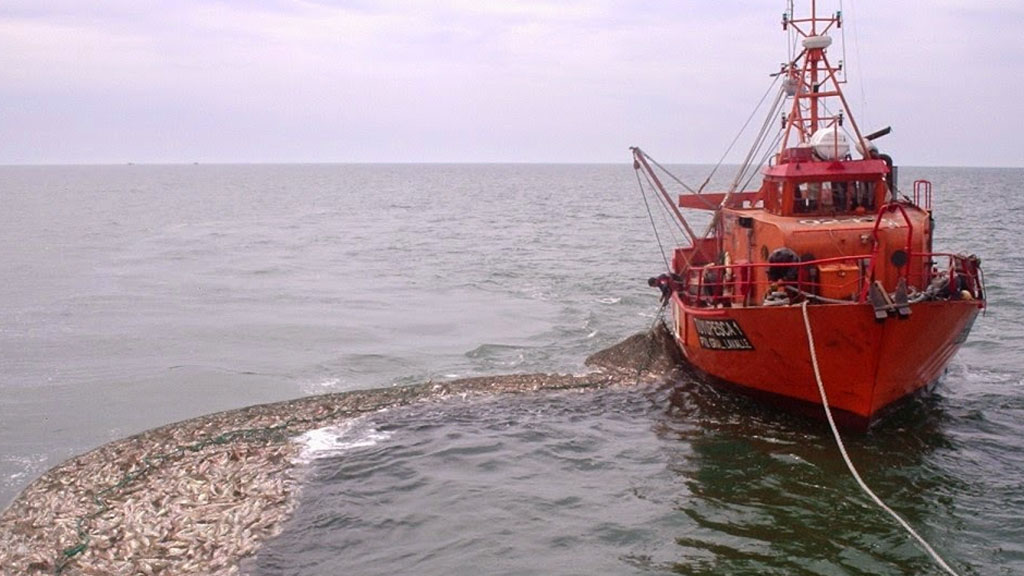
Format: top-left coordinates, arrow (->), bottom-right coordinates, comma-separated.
632,2 -> 984,429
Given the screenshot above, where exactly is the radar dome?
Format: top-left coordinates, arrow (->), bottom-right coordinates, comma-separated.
809,126 -> 849,160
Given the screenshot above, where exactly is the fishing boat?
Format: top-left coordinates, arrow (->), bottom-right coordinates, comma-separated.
632,2 -> 985,429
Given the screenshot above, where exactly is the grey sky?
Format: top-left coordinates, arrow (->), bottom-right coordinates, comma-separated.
2,1 -> 1021,166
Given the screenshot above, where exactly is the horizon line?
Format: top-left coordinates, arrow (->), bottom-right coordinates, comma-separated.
2,160 -> 1022,169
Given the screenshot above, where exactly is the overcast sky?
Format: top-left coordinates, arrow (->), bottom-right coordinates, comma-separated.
1,1 -> 1021,166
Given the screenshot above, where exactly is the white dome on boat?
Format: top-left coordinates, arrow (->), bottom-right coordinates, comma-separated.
803,35 -> 832,50
810,126 -> 849,160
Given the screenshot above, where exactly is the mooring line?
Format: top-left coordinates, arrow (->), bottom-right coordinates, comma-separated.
799,301 -> 961,576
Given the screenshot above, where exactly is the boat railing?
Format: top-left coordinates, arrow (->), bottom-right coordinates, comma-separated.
913,179 -> 933,211
677,251 -> 984,309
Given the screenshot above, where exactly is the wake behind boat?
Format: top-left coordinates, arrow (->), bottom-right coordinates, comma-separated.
633,1 -> 985,429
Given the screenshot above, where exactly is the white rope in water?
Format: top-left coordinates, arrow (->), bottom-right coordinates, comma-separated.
799,301 -> 961,576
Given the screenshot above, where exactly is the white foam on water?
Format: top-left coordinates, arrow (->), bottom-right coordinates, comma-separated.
293,418 -> 392,463
2,452 -> 48,490
300,377 -> 344,394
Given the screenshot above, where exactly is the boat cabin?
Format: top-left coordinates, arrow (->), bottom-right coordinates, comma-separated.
758,158 -> 891,217
673,155 -> 938,308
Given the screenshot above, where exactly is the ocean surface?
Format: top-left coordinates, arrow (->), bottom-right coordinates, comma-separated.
1,164 -> 1022,574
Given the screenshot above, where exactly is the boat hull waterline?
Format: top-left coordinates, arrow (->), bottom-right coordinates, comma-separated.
670,297 -> 980,428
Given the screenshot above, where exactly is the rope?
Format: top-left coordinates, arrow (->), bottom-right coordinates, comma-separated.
707,126 -> 785,240
640,150 -> 699,195
712,73 -> 782,193
729,82 -> 785,194
635,167 -> 673,272
633,304 -> 668,385
799,301 -> 961,576
634,159 -> 694,268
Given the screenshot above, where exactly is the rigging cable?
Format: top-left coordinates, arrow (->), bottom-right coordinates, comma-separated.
633,304 -> 669,387
704,127 -> 784,240
640,150 -> 700,195
737,128 -> 786,196
634,167 -> 672,272
701,78 -> 788,238
702,73 -> 783,194
800,301 -> 962,576
844,0 -> 871,131
839,0 -> 848,84
730,78 -> 786,194
635,162 -> 691,242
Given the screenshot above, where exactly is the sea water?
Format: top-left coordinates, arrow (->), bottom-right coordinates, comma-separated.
1,164 -> 1022,573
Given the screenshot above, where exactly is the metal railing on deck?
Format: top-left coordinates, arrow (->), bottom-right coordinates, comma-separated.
677,251 -> 984,309
914,180 -> 933,211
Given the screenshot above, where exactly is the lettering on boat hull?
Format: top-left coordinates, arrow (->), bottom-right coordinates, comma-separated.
693,318 -> 754,351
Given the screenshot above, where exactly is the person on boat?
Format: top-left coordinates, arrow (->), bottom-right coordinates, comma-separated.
833,181 -> 848,211
648,273 -> 681,304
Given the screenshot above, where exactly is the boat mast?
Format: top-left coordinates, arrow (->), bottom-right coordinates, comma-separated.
780,1 -> 869,159
810,0 -> 820,133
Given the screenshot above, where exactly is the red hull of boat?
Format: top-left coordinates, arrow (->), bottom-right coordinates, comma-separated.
670,298 -> 981,427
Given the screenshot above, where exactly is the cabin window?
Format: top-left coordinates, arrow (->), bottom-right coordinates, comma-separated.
793,180 -> 878,214
850,181 -> 876,212
832,180 -> 877,213
793,182 -> 822,213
